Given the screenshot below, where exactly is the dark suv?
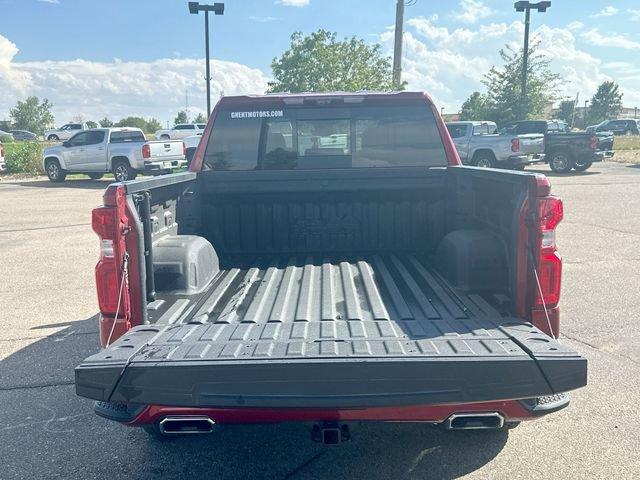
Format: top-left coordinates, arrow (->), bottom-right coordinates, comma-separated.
586,119 -> 639,136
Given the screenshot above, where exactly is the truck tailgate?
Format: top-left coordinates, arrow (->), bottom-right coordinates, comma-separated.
76,255 -> 586,408
147,140 -> 183,159
518,134 -> 545,156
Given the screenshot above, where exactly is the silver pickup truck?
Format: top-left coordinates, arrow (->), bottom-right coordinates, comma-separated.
447,121 -> 544,168
42,128 -> 186,182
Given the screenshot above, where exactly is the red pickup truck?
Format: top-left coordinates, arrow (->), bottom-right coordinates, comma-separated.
75,92 -> 586,443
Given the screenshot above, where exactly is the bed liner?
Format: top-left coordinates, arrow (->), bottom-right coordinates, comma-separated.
75,254 -> 587,408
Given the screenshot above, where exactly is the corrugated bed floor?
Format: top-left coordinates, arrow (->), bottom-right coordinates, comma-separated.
149,255 -> 521,360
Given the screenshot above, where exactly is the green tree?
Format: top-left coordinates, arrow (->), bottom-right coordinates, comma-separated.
459,92 -> 488,120
481,43 -> 560,125
588,81 -> 623,124
146,118 -> 162,133
9,96 -> 55,134
174,110 -> 188,125
86,120 -> 98,129
556,99 -> 576,125
268,30 -> 399,93
115,116 -> 149,131
99,117 -> 114,127
192,112 -> 207,124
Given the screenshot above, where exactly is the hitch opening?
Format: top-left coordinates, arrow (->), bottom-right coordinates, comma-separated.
311,422 -> 351,445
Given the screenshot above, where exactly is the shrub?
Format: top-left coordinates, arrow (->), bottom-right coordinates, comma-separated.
5,141 -> 44,174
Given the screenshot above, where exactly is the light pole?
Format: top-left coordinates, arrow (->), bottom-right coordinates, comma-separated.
514,1 -> 550,119
584,100 -> 589,127
188,2 -> 224,118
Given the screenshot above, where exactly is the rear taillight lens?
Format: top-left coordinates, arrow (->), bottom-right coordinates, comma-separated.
589,135 -> 598,150
511,138 -> 520,152
535,195 -> 563,308
142,144 -> 151,158
92,185 -> 140,345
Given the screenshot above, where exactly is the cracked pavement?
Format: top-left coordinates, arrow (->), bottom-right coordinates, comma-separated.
1,165 -> 639,479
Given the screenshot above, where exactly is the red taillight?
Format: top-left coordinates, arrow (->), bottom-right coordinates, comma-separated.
92,185 -> 140,346
511,138 -> 520,152
142,144 -> 151,158
535,195 -> 563,310
589,135 -> 598,150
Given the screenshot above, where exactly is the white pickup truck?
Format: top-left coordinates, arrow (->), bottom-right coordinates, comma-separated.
155,123 -> 205,140
44,123 -> 88,141
42,128 -> 186,182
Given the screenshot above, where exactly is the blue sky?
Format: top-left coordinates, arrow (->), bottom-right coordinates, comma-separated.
1,0 -> 640,124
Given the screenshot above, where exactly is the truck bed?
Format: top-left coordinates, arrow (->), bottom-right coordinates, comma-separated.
76,254 -> 586,408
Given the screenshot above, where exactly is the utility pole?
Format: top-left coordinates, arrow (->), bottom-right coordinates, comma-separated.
584,99 -> 589,126
185,89 -> 190,121
514,2 -> 551,118
570,92 -> 579,129
392,0 -> 404,89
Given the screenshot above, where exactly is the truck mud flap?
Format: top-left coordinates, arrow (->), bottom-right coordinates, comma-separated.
75,320 -> 586,409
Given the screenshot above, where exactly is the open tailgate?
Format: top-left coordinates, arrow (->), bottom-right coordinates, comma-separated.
76,320 -> 586,409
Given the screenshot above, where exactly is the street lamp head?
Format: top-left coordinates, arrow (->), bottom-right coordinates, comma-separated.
514,1 -> 528,12
188,1 -> 199,14
213,2 -> 224,15
535,1 -> 551,12
189,2 -> 224,15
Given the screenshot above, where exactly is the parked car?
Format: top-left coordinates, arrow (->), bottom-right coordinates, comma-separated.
42,127 -> 187,182
75,92 -> 587,442
44,123 -> 88,141
446,121 -> 544,169
500,120 -> 602,173
183,132 -> 203,165
0,141 -> 6,172
155,123 -> 206,140
586,119 -> 639,136
0,129 -> 15,141
9,129 -> 37,141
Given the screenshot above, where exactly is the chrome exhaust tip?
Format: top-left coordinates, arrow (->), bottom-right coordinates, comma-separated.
158,416 -> 215,434
443,412 -> 505,430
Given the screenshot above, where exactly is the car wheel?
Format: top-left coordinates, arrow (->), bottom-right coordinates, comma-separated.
45,159 -> 67,183
474,156 -> 494,168
512,165 -> 525,171
549,151 -> 573,173
47,134 -> 59,141
573,158 -> 593,172
112,160 -> 137,182
87,173 -> 104,180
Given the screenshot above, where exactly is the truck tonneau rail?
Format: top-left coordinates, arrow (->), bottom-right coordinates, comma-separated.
76,255 -> 586,409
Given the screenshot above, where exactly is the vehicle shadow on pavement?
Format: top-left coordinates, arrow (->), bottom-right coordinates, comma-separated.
0,317 -> 508,480
8,179 -> 112,190
524,168 -> 600,178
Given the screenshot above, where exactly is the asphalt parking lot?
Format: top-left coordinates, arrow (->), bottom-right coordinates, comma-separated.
1,162 -> 639,479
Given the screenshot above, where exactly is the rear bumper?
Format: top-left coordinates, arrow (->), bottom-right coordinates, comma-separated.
93,394 -> 571,426
144,158 -> 187,172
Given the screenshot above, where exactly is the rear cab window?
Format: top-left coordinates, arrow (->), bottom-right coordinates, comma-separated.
110,130 -> 146,143
446,124 -> 468,139
203,102 -> 448,170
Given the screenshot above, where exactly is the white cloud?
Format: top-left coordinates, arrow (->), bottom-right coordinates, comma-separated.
452,0 -> 492,24
582,29 -> 640,50
566,21 -> 584,31
591,6 -> 618,18
628,9 -> 640,21
249,15 -> 277,23
0,34 -> 269,124
37,0 -> 60,4
276,0 -> 310,7
378,17 -> 640,113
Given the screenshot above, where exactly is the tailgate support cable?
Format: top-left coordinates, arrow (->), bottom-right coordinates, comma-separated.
528,249 -> 556,340
105,251 -> 129,347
